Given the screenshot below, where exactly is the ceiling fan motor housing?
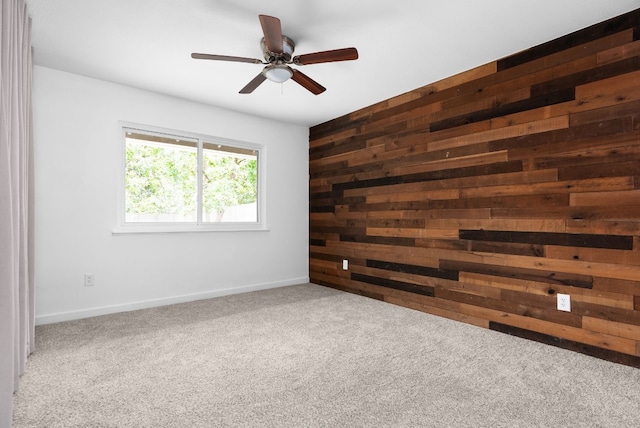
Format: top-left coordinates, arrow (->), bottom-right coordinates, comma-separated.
261,36 -> 295,63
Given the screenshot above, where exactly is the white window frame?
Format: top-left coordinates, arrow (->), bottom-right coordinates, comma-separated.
114,122 -> 267,234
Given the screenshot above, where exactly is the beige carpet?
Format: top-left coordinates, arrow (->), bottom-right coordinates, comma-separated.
12,283 -> 640,427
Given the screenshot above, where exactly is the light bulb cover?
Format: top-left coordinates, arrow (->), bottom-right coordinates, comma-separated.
264,65 -> 293,83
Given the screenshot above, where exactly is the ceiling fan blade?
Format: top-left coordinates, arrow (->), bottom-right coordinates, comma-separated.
191,53 -> 263,64
239,73 -> 267,94
291,70 -> 326,95
293,47 -> 359,65
259,14 -> 283,54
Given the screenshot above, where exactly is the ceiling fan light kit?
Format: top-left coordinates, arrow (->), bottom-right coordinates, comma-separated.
263,64 -> 293,83
191,14 -> 359,95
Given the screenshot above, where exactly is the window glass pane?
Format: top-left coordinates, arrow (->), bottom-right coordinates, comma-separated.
119,125 -> 264,232
202,142 -> 258,223
125,132 -> 197,222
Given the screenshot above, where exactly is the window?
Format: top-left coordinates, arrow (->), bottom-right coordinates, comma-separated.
117,124 -> 265,233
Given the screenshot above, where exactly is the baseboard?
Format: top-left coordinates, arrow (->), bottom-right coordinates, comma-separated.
35,276 -> 310,325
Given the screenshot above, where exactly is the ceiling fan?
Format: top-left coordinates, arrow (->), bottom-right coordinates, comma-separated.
191,14 -> 359,95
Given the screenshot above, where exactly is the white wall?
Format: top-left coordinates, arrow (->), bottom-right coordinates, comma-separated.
33,66 -> 310,324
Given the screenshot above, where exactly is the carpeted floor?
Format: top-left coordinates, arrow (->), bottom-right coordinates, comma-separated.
12,283 -> 640,427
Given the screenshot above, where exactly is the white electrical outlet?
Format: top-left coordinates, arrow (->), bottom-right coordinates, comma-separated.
342,259 -> 349,270
557,293 -> 571,312
84,273 -> 95,287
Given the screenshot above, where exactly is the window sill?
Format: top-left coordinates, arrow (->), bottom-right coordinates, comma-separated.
112,223 -> 269,235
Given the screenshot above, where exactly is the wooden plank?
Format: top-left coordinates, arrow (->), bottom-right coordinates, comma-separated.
530,57 -> 640,98
309,142 -> 368,167
343,169 -> 558,198
351,272 -> 435,297
425,62 -> 498,94
489,322 -> 640,366
422,208 -> 492,220
428,116 -> 569,151
570,189 -> 640,207
574,293 -> 635,311
385,139 -> 494,169
424,218 -> 565,233
461,271 -> 556,292
349,201 -> 431,212
583,316 -> 640,341
440,259 -> 593,289
332,161 -> 524,192
454,251 -> 640,283
365,63 -> 499,128
363,209 -> 435,220
592,277 -> 640,295
367,227 -> 459,240
478,56 -> 597,107
339,233 -> 416,248
459,176 -> 634,199
492,205 -> 640,221
575,69 -> 640,109
393,151 -> 509,176
385,295 -> 490,328
551,156 -> 640,182
364,259 -> 459,281
468,240 -> 545,257
572,300 -> 640,327
545,245 -> 640,267
311,273 -> 385,299
497,14 -> 637,70
460,229 -> 633,250
308,212 -> 339,221
430,89 -> 574,133
502,289 -> 629,320
338,275 -> 439,307
440,286 -> 583,328
423,119 -> 492,142
309,257 -> 340,270
461,271 -> 635,309
529,131 -> 640,171
569,101 -> 640,127
464,303 -> 638,355
472,31 -> 633,101
437,88 -> 531,121
309,251 -> 342,262
362,103 -> 442,136
309,126 -> 358,149
325,240 -> 441,269
364,130 -> 426,150
346,143 -> 424,169
353,268 -> 453,291
365,188 -> 459,204
310,114 -> 366,142
565,219 -> 640,236
334,210 -> 367,221
353,218 -> 426,229
432,193 -> 569,210
598,39 -> 640,65
487,103 -> 561,130
497,117 -> 635,159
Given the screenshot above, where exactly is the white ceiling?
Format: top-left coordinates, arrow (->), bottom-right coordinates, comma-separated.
25,0 -> 640,127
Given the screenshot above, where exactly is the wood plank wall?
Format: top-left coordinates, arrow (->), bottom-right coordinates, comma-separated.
309,9 -> 640,367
